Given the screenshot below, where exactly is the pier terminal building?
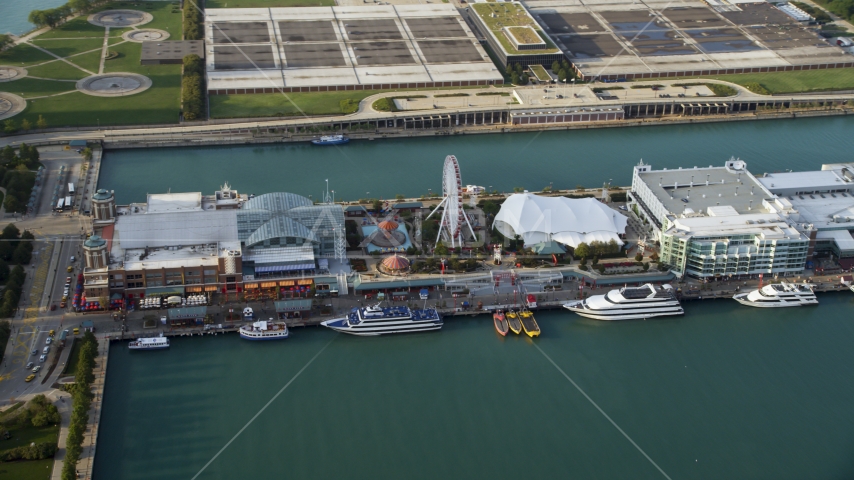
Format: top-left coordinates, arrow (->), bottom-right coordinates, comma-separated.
629,159 -> 811,279
83,185 -> 345,300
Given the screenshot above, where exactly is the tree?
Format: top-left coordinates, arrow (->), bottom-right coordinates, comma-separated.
558,69 -> 567,81
69,0 -> 93,13
551,60 -> 561,73
0,145 -> 15,164
574,242 -> 589,259
434,240 -> 449,256
36,115 -> 47,129
12,241 -> 33,265
3,119 -> 16,134
394,194 -> 405,200
514,63 -> 523,75
81,147 -> 92,162
634,252 -> 643,262
519,73 -> 529,86
371,198 -> 382,212
513,186 -> 524,193
0,34 -> 11,52
20,119 -> 31,132
2,223 -> 20,240
0,259 -> 9,283
642,262 -> 650,272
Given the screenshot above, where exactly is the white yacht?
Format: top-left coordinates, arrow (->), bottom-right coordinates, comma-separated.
732,282 -> 818,307
321,303 -> 442,336
129,334 -> 170,351
239,320 -> 289,341
563,283 -> 683,320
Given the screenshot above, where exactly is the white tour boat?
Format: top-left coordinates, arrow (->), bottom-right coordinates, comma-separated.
128,334 -> 170,351
321,303 -> 442,336
732,282 -> 818,307
563,283 -> 683,320
239,320 -> 290,340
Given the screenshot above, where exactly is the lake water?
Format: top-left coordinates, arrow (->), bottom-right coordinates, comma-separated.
0,0 -> 69,36
98,116 -> 854,204
94,297 -> 854,480
93,117 -> 854,479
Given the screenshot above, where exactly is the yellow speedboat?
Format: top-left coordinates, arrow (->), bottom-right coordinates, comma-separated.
506,310 -> 522,335
519,310 -> 540,338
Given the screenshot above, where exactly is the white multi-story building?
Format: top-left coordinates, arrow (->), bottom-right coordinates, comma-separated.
629,159 -> 810,279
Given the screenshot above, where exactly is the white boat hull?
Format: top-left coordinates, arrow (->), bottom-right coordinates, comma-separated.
733,295 -> 818,307
563,304 -> 684,321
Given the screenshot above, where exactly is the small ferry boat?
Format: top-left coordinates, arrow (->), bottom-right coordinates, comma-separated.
239,320 -> 290,340
563,283 -> 683,320
311,134 -> 349,146
493,310 -> 509,336
129,334 -> 169,351
506,310 -> 522,335
518,310 -> 540,337
321,303 -> 441,336
732,282 -> 818,308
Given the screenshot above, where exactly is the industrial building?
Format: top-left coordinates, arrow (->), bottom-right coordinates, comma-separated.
525,0 -> 853,81
204,4 -> 503,94
629,159 -> 810,279
466,1 -> 563,67
83,185 -> 346,301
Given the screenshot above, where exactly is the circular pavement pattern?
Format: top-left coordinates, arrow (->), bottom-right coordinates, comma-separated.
88,10 -> 152,28
122,29 -> 170,43
0,66 -> 27,82
76,73 -> 152,97
0,93 -> 26,121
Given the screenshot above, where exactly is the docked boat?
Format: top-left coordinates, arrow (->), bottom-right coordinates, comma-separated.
129,334 -> 169,351
311,134 -> 349,146
239,320 -> 290,340
506,310 -> 522,334
321,303 -> 441,336
519,310 -> 540,337
493,310 -> 509,336
732,282 -> 818,308
563,283 -> 683,320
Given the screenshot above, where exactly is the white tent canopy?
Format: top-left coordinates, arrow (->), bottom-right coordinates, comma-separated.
493,194 -> 628,248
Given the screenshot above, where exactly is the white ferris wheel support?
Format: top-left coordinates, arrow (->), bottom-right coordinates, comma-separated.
426,155 -> 476,249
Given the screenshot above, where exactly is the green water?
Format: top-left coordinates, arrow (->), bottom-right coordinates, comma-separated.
98,116 -> 854,204
94,297 -> 854,479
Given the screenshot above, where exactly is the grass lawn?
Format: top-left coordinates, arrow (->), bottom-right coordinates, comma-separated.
705,68 -> 854,94
207,0 -> 334,7
67,49 -> 105,74
62,338 -> 83,375
123,1 -> 183,34
34,17 -> 108,40
16,67 -> 181,126
0,458 -> 54,480
3,423 -> 60,450
102,42 -> 144,74
1,78 -> 76,99
26,60 -> 91,80
31,38 -> 106,60
529,64 -> 551,82
0,44 -> 57,67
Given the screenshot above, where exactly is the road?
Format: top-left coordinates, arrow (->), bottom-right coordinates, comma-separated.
1,79 -> 853,149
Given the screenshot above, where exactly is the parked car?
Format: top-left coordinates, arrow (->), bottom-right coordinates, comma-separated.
45,337 -> 52,345
39,355 -> 46,362
42,346 -> 50,354
32,366 -> 41,373
70,256 -> 76,262
25,374 -> 35,382
31,349 -> 37,356
66,277 -> 72,284
26,362 -> 33,369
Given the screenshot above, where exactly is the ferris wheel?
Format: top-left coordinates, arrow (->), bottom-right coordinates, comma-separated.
426,155 -> 476,249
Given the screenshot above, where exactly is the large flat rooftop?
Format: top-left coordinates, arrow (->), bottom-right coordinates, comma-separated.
526,0 -> 852,80
204,5 -> 503,92
638,164 -> 773,216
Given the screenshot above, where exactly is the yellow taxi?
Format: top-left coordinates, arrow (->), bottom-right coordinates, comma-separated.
66,266 -> 73,273
73,328 -> 79,335
25,374 -> 35,382
49,330 -> 55,337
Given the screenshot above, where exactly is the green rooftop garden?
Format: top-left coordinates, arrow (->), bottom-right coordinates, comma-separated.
506,26 -> 543,45
472,3 -> 559,55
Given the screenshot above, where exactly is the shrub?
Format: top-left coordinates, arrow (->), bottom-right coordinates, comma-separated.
743,82 -> 770,95
182,1 -> 204,40
0,442 -> 57,461
182,55 -> 206,121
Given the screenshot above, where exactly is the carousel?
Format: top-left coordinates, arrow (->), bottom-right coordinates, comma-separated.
378,254 -> 411,276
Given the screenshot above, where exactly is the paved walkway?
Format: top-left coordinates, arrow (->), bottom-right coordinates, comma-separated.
25,42 -> 96,76
98,28 -> 110,75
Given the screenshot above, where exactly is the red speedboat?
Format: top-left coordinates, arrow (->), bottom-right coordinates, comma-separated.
493,310 -> 509,336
